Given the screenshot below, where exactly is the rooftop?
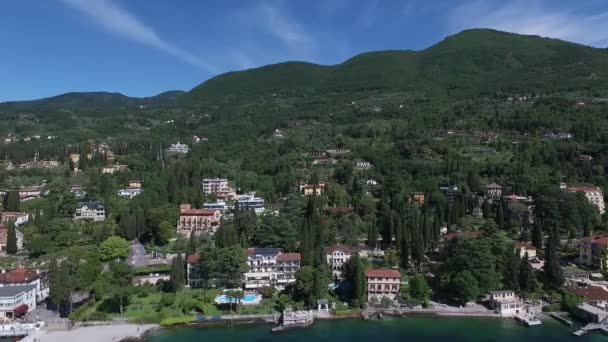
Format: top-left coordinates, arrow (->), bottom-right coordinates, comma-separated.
0,268 -> 39,284
180,209 -> 218,216
186,255 -> 201,264
0,284 -> 36,297
277,253 -> 301,262
366,269 -> 401,278
514,242 -> 536,250
569,286 -> 608,301
325,244 -> 352,254
442,231 -> 482,242
580,234 -> 608,247
567,186 -> 602,193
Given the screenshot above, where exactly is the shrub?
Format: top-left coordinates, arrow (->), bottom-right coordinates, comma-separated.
161,293 -> 176,307
160,316 -> 195,326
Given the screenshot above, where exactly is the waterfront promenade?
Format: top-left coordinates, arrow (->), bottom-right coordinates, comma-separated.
21,324 -> 158,342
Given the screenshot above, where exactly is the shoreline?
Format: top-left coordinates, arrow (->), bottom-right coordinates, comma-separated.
21,323 -> 159,342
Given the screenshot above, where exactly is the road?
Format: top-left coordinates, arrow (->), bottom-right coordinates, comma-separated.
129,241 -> 147,267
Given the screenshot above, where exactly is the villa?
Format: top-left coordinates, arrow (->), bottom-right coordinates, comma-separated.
0,212 -> 29,227
366,269 -> 401,302
514,242 -> 537,260
484,183 -> 503,200
244,248 -> 301,290
325,244 -> 352,279
579,234 -> 608,269
101,164 -> 128,174
185,255 -> 203,288
0,285 -> 36,320
0,223 -> 24,251
201,178 -> 232,195
235,193 -> 265,214
176,204 -> 221,236
73,202 -> 106,222
0,268 -> 49,303
166,142 -> 189,154
566,185 -> 605,214
489,290 -> 524,317
203,201 -> 230,212
300,182 -> 325,196
118,187 -> 144,200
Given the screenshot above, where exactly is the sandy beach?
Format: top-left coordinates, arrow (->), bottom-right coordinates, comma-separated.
21,324 -> 159,342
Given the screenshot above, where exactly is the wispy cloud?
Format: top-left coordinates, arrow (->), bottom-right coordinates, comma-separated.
255,3 -> 315,54
58,0 -> 216,73
447,0 -> 608,47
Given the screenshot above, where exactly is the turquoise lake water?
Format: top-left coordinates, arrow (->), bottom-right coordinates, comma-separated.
147,316 -> 608,341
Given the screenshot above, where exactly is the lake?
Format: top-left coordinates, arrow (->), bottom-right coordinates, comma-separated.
146,316 -> 607,341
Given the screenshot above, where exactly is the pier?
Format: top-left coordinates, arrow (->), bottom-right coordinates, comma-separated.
573,323 -> 608,336
549,312 -> 573,326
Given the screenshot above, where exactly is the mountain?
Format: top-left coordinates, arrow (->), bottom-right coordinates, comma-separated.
0,90 -> 186,114
187,29 -> 608,102
3,29 -> 608,113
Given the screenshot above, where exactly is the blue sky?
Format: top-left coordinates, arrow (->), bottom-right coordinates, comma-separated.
2,0 -> 608,101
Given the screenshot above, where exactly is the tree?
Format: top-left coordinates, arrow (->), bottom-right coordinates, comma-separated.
346,253 -> 366,305
293,266 -> 316,306
199,247 -> 247,288
157,221 -> 174,245
6,220 -> 18,255
451,270 -> 480,303
502,249 -> 520,291
518,254 -> 538,295
543,236 -> 565,288
170,254 -> 185,290
108,261 -> 134,315
409,274 -> 431,303
496,200 -> 505,229
5,191 -> 20,212
98,236 -> 130,261
48,257 -> 69,310
187,230 -> 197,256
252,215 -> 297,251
367,220 -> 378,249
215,222 -> 239,248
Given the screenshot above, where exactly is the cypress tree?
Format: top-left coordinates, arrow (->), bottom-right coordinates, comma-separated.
531,221 -> 542,249
5,191 -> 20,212
519,253 -> 537,294
367,220 -> 378,249
352,254 -> 366,305
503,249 -> 520,291
6,220 -> 17,255
543,232 -> 564,288
170,254 -> 185,290
187,230 -> 197,256
496,200 -> 505,229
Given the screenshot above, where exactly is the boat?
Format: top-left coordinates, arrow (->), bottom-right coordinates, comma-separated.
271,309 -> 314,333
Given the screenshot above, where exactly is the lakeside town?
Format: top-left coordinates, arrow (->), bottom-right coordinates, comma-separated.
1,124 -> 608,340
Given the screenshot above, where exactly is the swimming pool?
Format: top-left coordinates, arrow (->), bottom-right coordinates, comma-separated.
214,294 -> 262,305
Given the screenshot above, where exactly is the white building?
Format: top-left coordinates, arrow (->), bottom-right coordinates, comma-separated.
201,178 -> 231,195
325,245 -> 352,279
73,202 -> 106,222
484,183 -> 503,199
0,285 -> 36,320
0,268 -> 49,303
514,242 -> 537,260
118,187 -> 143,200
579,234 -> 608,269
166,142 -> 189,154
489,290 -> 524,317
236,193 -> 265,214
566,186 -> 605,214
244,248 -> 301,290
203,201 -> 230,212
0,212 -> 29,227
355,161 -> 372,170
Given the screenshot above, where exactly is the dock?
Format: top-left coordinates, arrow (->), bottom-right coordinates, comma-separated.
514,315 -> 542,326
573,323 -> 608,336
549,312 -> 573,326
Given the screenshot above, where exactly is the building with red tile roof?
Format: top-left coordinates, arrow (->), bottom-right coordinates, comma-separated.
366,269 -> 401,302
177,204 -> 221,236
185,255 -> 203,288
514,242 -> 537,260
569,286 -> 608,309
0,268 -> 49,303
566,185 -> 605,214
579,234 -> 608,269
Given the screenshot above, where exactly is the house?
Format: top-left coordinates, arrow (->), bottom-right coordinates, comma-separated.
366,269 -> 401,302
563,265 -> 592,282
101,164 -> 128,174
0,186 -> 46,202
544,132 -> 573,140
325,245 -> 352,279
0,223 -> 24,251
410,192 -> 425,205
128,180 -> 143,188
489,290 -> 524,317
569,286 -> 608,310
575,303 -> 608,323
203,201 -> 230,212
201,178 -> 231,195
579,234 -> 608,269
235,193 -> 265,214
306,151 -> 328,158
244,248 -> 301,290
0,212 -> 29,227
70,185 -> 86,200
0,285 -> 37,320
355,161 -> 372,170
366,179 -> 377,186
73,202 -> 106,222
514,242 -> 537,260
273,129 -> 284,138
0,268 -> 49,303
312,158 -> 337,166
176,204 -> 221,236
118,187 -> 143,200
439,185 -> 459,205
577,155 -> 593,162
326,148 -> 351,156
566,186 -> 605,214
504,196 -> 535,227
165,142 -> 189,154
484,183 -> 503,200
300,182 -> 325,196
185,255 -> 203,288
192,135 -> 207,144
